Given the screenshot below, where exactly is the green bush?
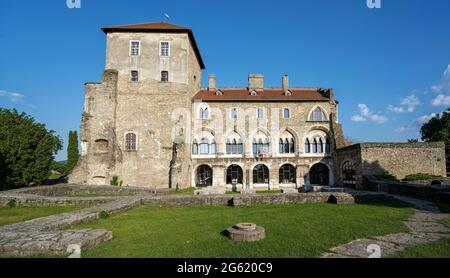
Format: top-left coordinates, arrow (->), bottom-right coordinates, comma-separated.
374,173 -> 399,182
110,176 -> 119,186
0,109 -> 62,190
404,173 -> 442,181
7,198 -> 17,208
99,211 -> 109,219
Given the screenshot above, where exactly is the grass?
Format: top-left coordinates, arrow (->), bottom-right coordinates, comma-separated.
0,206 -> 83,227
169,187 -> 200,195
403,173 -> 443,182
71,201 -> 413,258
393,216 -> 450,258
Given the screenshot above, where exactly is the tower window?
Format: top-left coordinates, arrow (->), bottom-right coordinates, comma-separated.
161,71 -> 169,82
125,133 -> 137,151
130,41 -> 140,56
160,41 -> 170,57
283,108 -> 290,119
131,71 -> 139,82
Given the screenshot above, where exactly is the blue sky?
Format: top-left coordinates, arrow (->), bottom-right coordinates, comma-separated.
1,0 -> 450,160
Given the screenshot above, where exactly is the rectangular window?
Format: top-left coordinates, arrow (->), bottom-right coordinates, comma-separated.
283,108 -> 290,119
130,71 -> 139,82
130,41 -> 140,56
231,108 -> 238,119
160,41 -> 170,57
161,71 -> 169,82
257,108 -> 264,119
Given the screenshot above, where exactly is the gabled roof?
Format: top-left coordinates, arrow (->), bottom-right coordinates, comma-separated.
101,22 -> 205,69
193,88 -> 332,102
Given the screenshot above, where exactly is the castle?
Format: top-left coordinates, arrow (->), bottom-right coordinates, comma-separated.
69,22 -> 447,190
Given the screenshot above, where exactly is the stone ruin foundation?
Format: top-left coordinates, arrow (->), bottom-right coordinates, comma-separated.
226,223 -> 266,242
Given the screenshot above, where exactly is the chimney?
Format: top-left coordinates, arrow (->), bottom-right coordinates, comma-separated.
248,74 -> 264,91
208,74 -> 216,91
282,75 -> 289,92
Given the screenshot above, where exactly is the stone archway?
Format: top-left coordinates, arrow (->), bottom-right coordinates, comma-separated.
309,163 -> 330,185
226,164 -> 243,185
253,164 -> 270,184
196,165 -> 213,187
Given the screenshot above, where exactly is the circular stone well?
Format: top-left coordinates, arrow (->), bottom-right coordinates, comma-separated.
226,223 -> 265,242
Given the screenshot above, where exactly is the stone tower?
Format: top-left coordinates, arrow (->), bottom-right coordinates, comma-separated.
69,22 -> 205,188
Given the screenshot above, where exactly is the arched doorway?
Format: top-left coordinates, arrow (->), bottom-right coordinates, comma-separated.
226,164 -> 243,185
309,163 -> 329,185
196,165 -> 213,187
253,164 -> 269,184
279,164 -> 296,184
342,161 -> 356,188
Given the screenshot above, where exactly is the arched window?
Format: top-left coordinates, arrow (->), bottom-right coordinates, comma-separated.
305,138 -> 311,153
226,132 -> 243,155
279,164 -> 296,184
253,164 -> 269,184
227,164 -> 243,185
125,133 -> 137,151
279,131 -> 295,154
199,107 -> 209,119
200,138 -> 209,154
192,139 -> 199,154
309,107 -> 327,121
318,138 -> 324,153
253,132 -> 269,157
283,108 -> 290,119
312,138 -> 318,153
325,138 -> 331,153
211,139 -> 216,154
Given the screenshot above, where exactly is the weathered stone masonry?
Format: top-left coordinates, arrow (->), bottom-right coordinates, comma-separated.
69,22 -> 447,189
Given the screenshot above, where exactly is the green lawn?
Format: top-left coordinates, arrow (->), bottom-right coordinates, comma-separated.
72,201 -> 413,258
0,206 -> 84,227
393,216 -> 450,258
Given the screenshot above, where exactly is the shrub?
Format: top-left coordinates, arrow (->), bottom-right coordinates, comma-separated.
374,173 -> 399,182
110,176 -> 119,186
0,109 -> 62,190
7,198 -> 16,208
404,173 -> 442,181
99,211 -> 109,219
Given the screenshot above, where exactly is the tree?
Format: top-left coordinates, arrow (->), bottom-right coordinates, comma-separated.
0,109 -> 62,190
65,130 -> 79,175
420,108 -> 450,172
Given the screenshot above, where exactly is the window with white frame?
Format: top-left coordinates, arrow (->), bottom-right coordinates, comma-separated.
309,107 -> 327,121
125,133 -> 137,151
130,41 -> 140,56
257,108 -> 264,119
283,108 -> 290,119
160,41 -> 170,57
130,70 -> 139,82
199,107 -> 209,119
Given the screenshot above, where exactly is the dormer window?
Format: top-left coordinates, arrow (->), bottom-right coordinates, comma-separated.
160,41 -> 170,57
249,90 -> 258,96
215,90 -> 223,96
130,41 -> 140,56
284,90 -> 292,96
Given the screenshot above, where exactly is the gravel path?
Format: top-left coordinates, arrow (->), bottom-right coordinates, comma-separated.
321,195 -> 450,258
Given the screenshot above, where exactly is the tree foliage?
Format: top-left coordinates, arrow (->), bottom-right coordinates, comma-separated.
420,108 -> 450,172
0,109 -> 62,190
65,130 -> 79,175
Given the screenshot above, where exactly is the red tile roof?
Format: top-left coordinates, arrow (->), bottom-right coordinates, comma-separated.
193,88 -> 332,102
101,22 -> 205,69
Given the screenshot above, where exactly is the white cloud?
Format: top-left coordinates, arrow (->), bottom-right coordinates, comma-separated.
351,114 -> 367,122
417,113 -> 437,123
0,90 -> 26,102
351,103 -> 388,123
387,105 -> 404,113
395,127 -> 407,133
431,94 -> 450,106
401,94 -> 421,112
431,64 -> 450,94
